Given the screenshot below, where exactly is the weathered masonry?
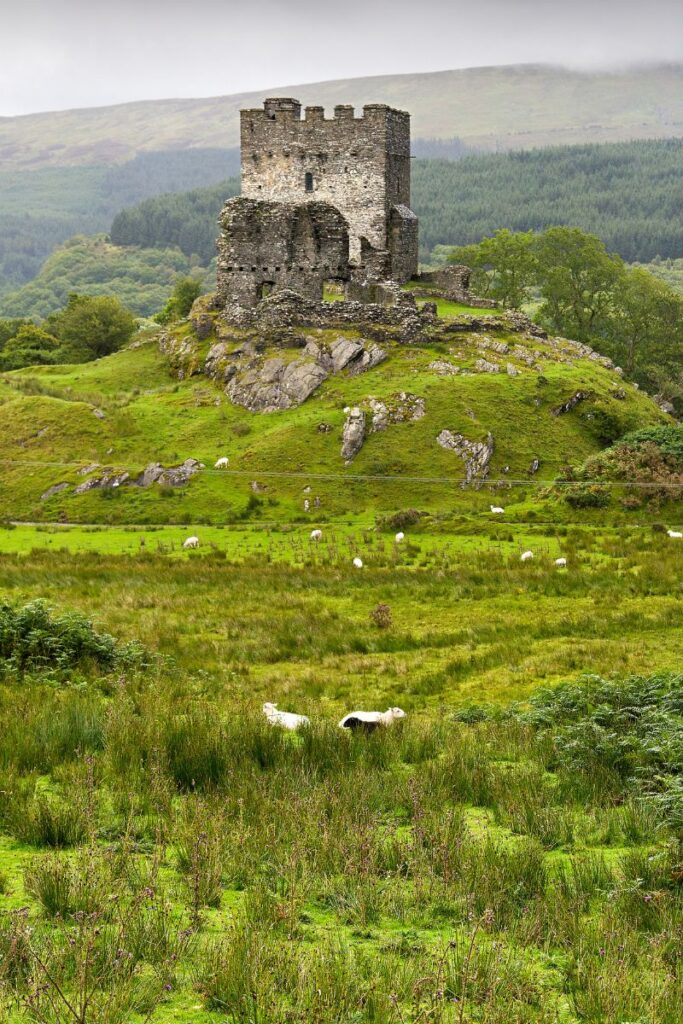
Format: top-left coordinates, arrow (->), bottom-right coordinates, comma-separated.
216,97 -> 419,308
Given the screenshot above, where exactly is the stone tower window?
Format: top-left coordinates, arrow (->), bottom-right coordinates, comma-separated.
305,172 -> 314,193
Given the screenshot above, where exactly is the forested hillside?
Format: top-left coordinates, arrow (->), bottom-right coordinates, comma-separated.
0,148 -> 238,295
109,138 -> 683,264
0,236 -> 211,319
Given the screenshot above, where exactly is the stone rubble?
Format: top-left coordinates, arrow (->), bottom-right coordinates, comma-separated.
436,430 -> 495,486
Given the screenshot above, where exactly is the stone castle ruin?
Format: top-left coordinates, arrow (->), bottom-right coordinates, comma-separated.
216,98 -> 419,309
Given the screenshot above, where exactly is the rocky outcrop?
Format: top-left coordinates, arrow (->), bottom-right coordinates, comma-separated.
71,459 -> 204,496
436,430 -> 495,486
41,482 -> 70,501
137,459 -> 204,487
158,330 -> 203,379
552,391 -> 592,416
341,407 -> 366,463
369,393 -> 425,432
226,356 -> 328,412
474,357 -> 500,374
429,359 -> 460,376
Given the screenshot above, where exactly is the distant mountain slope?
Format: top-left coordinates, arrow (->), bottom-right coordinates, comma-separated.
2,63 -> 683,171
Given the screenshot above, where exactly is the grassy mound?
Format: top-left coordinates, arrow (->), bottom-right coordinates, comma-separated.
0,303 -> 668,525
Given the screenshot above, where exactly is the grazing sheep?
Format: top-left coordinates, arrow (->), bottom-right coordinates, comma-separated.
490,505 -> 505,514
339,707 -> 406,732
304,499 -> 310,512
353,557 -> 363,568
668,530 -> 682,539
214,457 -> 229,469
555,557 -> 567,567
395,531 -> 405,543
183,536 -> 199,550
520,550 -> 534,562
262,702 -> 310,731
310,529 -> 323,541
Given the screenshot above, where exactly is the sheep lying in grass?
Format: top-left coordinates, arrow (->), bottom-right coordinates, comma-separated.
490,505 -> 505,514
183,536 -> 200,550
262,702 -> 310,731
214,457 -> 229,469
310,529 -> 323,541
395,532 -> 405,543
668,530 -> 682,539
353,557 -> 363,568
520,550 -> 534,562
555,557 -> 567,567
339,707 -> 406,732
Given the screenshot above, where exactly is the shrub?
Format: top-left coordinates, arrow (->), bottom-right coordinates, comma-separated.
564,484 -> 611,509
369,603 -> 392,629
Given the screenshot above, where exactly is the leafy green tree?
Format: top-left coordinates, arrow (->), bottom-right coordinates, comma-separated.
533,227 -> 623,341
0,324 -> 59,370
48,294 -> 136,359
449,229 -> 538,309
155,277 -> 203,324
609,267 -> 683,378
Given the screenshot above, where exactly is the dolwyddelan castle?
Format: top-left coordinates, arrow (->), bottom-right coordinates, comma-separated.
216,98 -> 419,308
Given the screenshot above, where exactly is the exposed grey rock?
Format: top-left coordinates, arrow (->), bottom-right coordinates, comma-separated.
529,458 -> 540,474
429,359 -> 460,376
436,430 -> 494,486
512,346 -> 536,367
369,393 -> 425,433
251,481 -> 267,493
317,422 -> 333,433
346,342 -> 387,377
77,463 -> 100,476
552,391 -> 591,416
227,357 -> 328,412
93,408 -> 105,420
656,396 -> 676,415
138,459 -> 204,488
328,336 -> 364,372
506,363 -> 520,377
74,472 -> 130,495
341,407 -> 366,462
478,337 -> 509,355
41,482 -> 70,501
474,358 -> 500,374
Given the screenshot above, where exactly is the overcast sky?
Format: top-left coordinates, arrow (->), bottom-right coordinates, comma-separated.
1,0 -> 683,117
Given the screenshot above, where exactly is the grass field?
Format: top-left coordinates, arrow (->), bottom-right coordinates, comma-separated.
0,535 -> 682,1022
0,300 -> 681,1021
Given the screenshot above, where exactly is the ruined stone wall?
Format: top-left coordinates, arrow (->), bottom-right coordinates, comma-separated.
239,98 -> 416,278
417,265 -> 498,309
216,197 -> 350,307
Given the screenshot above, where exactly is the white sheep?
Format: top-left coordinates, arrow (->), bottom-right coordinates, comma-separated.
262,702 -> 310,731
667,530 -> 682,539
520,550 -> 534,562
339,707 -> 406,732
304,499 -> 310,512
310,529 -> 323,541
395,531 -> 405,543
183,536 -> 200,550
555,557 -> 567,567
353,557 -> 363,568
490,505 -> 505,514
214,457 -> 229,469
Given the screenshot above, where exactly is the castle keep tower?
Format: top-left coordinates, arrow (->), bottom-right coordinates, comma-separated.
216,97 -> 418,308
241,98 -> 418,282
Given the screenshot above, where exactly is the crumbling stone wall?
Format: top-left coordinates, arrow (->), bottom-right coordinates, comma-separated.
416,265 -> 497,308
239,98 -> 418,282
216,198 -> 350,307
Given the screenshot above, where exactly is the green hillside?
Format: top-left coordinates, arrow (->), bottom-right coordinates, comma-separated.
0,235 -> 213,319
0,301 -> 667,527
3,63 -> 683,171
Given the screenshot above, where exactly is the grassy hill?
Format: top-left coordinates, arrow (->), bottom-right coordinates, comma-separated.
0,301 -> 667,527
0,235 -> 213,319
3,63 -> 683,171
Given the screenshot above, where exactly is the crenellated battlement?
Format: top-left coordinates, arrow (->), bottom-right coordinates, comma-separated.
242,98 -> 408,127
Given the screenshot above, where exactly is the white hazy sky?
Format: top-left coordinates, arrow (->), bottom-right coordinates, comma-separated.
1,0 -> 683,116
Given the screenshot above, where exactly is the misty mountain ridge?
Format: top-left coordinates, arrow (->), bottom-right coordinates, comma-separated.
3,62 -> 683,171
